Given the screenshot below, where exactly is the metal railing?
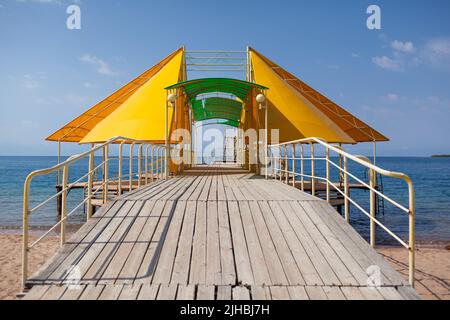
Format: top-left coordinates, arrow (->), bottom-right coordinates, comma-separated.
269,137 -> 415,287
22,137 -> 168,291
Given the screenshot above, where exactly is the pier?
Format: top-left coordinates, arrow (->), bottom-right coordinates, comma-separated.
23,164 -> 419,300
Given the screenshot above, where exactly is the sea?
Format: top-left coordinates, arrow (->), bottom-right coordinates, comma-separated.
0,156 -> 449,245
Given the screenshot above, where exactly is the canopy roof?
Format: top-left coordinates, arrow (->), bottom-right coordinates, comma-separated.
192,97 -> 243,124
79,49 -> 184,144
47,48 -> 183,142
249,48 -> 388,143
165,78 -> 267,102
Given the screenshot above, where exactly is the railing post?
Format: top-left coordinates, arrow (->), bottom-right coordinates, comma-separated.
311,143 -> 315,196
22,181 -> 30,292
60,164 -> 69,247
279,146 -> 282,182
138,144 -> 143,188
300,144 -> 305,191
285,145 -> 289,184
344,155 -> 349,222
103,145 -> 109,204
118,142 -> 123,195
326,147 -> 330,203
145,145 -> 150,185
129,143 -> 134,191
409,184 -> 416,287
87,149 -> 94,220
370,168 -> 376,248
292,144 -> 296,187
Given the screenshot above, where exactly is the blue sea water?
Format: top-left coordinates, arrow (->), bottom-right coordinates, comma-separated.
0,156 -> 449,245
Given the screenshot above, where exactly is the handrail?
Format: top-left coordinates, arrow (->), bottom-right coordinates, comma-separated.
269,137 -> 415,287
21,136 -> 170,292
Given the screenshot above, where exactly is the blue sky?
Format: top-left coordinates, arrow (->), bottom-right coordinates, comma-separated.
1,0 -> 450,156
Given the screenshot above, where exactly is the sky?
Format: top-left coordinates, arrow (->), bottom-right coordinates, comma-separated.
1,0 -> 450,156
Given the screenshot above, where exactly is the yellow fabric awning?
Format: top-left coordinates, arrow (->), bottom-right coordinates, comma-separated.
250,50 -> 355,144
250,48 -> 388,143
46,48 -> 183,143
79,50 -> 184,144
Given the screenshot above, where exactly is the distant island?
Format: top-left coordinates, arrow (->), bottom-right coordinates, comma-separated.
431,155 -> 450,158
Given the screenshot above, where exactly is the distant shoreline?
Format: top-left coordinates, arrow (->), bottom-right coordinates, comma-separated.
431,154 -> 450,158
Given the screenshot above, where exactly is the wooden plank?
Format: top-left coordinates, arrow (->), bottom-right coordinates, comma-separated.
157,284 -> 178,300
340,286 -> 365,300
300,201 -> 367,286
258,201 -> 304,286
98,284 -> 123,300
377,287 -> 405,300
359,287 -> 384,300
217,286 -> 232,300
248,202 -> 288,286
171,201 -> 197,284
190,201 -> 207,285
79,285 -> 105,300
228,201 -> 254,285
251,286 -> 271,300
197,285 -> 215,300
177,285 -> 196,300
118,284 -> 141,300
152,201 -> 187,284
232,286 -> 250,300
269,286 -> 290,300
238,201 -> 271,285
217,201 -> 237,285
270,201 -> 322,286
40,285 -> 67,300
397,286 -> 421,300
287,286 -> 309,300
305,286 -> 327,300
23,285 -> 50,300
206,201 -> 222,285
137,285 -> 159,300
59,285 -> 86,300
323,286 -> 346,300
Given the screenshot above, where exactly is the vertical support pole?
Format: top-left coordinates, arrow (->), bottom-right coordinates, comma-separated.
22,182 -> 30,292
87,149 -> 94,220
278,146 -> 282,181
57,141 -> 61,186
60,164 -> 69,247
344,155 -> 349,222
129,143 -> 134,191
285,145 -> 289,184
145,145 -> 150,185
311,144 -> 315,196
326,147 -> 330,203
292,144 -> 296,187
103,145 -> 109,204
370,168 -> 376,248
265,102 -> 269,179
165,99 -> 170,179
300,144 -> 305,191
118,142 -> 123,195
409,184 -> 415,287
138,144 -> 143,188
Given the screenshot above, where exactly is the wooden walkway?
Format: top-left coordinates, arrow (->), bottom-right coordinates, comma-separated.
24,165 -> 420,300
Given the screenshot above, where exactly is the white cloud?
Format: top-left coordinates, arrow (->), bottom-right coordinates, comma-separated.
15,0 -> 63,4
79,54 -> 117,76
21,74 -> 47,89
421,38 -> 450,69
351,53 -> 360,58
372,56 -> 403,71
391,40 -> 415,54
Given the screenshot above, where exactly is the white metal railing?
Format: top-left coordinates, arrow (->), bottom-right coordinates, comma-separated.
21,137 -> 168,291
269,137 -> 415,287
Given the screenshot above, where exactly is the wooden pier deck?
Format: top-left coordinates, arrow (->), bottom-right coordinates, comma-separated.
24,165 -> 420,300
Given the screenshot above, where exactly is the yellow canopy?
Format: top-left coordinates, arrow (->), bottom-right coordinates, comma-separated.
250,50 -> 355,144
46,48 -> 183,143
250,48 -> 388,143
79,50 -> 184,144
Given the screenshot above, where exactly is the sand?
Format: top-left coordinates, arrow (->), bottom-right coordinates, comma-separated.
378,245 -> 450,300
0,233 -> 60,300
0,231 -> 449,300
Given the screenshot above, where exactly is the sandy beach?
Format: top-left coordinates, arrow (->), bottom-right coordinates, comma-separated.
0,232 -> 60,300
0,230 -> 448,300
